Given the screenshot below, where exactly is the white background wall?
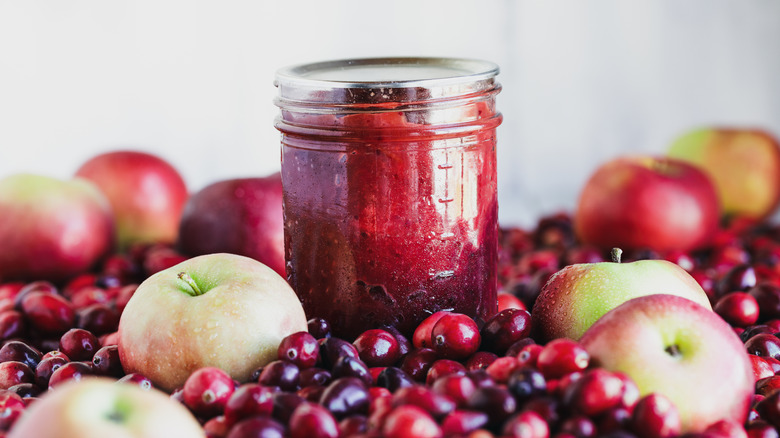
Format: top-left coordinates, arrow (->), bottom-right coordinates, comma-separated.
1,0 -> 779,227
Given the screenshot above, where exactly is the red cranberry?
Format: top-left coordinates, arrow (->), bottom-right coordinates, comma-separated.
278,331 -> 319,369
318,377 -> 370,420
704,419 -> 748,438
745,421 -> 779,438
431,313 -> 481,360
223,383 -> 277,426
0,389 -> 24,411
400,348 -> 439,382
69,286 -> 110,309
392,385 -> 456,420
749,283 -> 780,321
7,382 -> 41,399
288,402 -> 339,438
630,393 -> 681,438
564,368 -> 624,416
203,415 -> 230,437
331,355 -> 372,386
0,341 -> 41,369
225,416 -> 285,438
465,351 -> 499,371
425,359 -> 467,386
432,374 -> 476,408
76,303 -> 120,336
20,291 -> 75,336
13,281 -> 57,310
116,372 -> 153,390
412,311 -> 449,349
34,356 -> 68,388
715,292 -> 760,327
751,355 -> 776,381
0,311 -> 26,342
756,376 -> 780,397
507,367 -> 547,404
536,338 -> 589,379
598,406 -> 633,434
466,385 -> 517,430
559,414 -> 597,438
0,283 -> 25,301
59,328 -> 100,362
299,367 -> 332,388
380,325 -> 413,357
441,409 -> 490,436
92,345 -> 123,377
497,292 -> 527,312
486,356 -> 521,384
746,334 -> 780,360
375,367 -> 415,393
382,405 -> 442,438
338,415 -> 368,436
318,337 -> 359,369
506,337 -> 537,358
307,317 -> 332,339
524,396 -> 562,425
114,284 -> 138,315
480,308 -> 532,355
502,410 -> 549,438
271,391 -> 306,424
182,367 -> 235,418
48,361 -> 93,388
0,361 -> 33,389
258,360 -> 301,392
353,329 -> 401,368
517,343 -> 544,368
0,405 -> 23,431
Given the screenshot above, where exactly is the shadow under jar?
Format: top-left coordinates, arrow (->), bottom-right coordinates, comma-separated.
275,57 -> 502,340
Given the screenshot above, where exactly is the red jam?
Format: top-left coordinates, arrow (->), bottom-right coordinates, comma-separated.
275,58 -> 502,339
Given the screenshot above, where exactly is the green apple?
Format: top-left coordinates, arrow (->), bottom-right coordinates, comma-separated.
668,128 -> 780,220
580,294 -> 754,433
7,377 -> 205,437
117,253 -> 308,392
531,249 -> 711,341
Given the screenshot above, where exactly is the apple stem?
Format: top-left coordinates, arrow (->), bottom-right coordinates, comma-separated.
611,248 -> 623,263
178,272 -> 204,296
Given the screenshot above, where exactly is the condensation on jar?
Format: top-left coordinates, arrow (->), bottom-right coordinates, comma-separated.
274,57 -> 502,339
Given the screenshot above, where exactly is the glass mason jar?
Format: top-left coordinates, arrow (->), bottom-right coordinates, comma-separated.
274,57 -> 502,339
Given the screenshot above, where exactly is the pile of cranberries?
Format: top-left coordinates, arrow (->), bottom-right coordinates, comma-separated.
3,215 -> 780,437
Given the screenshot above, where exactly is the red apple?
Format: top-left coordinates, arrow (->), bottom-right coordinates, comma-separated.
75,150 -> 188,249
574,156 -> 720,253
7,377 -> 205,437
580,294 -> 754,434
668,128 -> 780,221
177,174 -> 285,277
0,174 -> 114,283
117,252 -> 307,392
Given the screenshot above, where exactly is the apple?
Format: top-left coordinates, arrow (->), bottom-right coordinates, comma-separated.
177,174 -> 285,278
7,377 -> 205,438
117,252 -> 307,392
579,294 -> 754,434
75,150 -> 189,250
574,156 -> 720,253
668,128 -> 780,221
0,174 -> 114,283
531,248 -> 712,341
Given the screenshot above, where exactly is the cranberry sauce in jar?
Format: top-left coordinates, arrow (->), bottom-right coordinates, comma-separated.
274,57 -> 502,339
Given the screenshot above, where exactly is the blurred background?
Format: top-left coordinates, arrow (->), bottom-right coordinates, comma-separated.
1,0 -> 778,227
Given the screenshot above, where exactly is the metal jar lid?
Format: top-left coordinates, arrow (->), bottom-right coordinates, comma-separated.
274,57 -> 500,109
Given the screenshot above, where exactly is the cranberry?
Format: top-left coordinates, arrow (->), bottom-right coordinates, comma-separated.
716,264 -> 758,297
507,367 -> 547,404
400,348 -> 439,382
749,282 -> 780,320
598,406 -> 633,434
564,368 -> 624,416
278,331 -> 319,369
331,355 -> 372,386
299,367 -> 332,388
307,317 -> 332,339
486,356 -> 521,384
375,367 -> 415,393
76,303 -> 120,336
0,283 -> 25,301
536,338 -> 589,379
272,391 -> 306,424
69,286 -> 110,309
258,360 -> 301,391
58,328 -> 100,362
353,329 -> 401,367
746,333 -> 780,360
517,343 -> 544,368
751,355 -> 776,381
382,405 -> 442,438
0,341 -> 41,369
338,415 -> 368,436
467,385 -> 517,430
431,374 -> 476,408
116,372 -> 153,390
559,414 -> 597,438
715,292 -> 760,327
392,385 -> 455,419
20,291 -> 75,336
501,410 -> 549,438
425,359 -> 467,386
0,405 -> 23,431
318,337 -> 359,369
288,402 -> 339,438
225,416 -> 285,438
223,383 -> 277,426
88,345 -> 120,378
318,377 -> 370,419
756,376 -> 780,397
182,367 -> 235,418
0,361 -> 33,389
480,308 -> 532,355
465,351 -> 499,371
746,421 -> 779,438
497,292 -> 527,312
431,313 -> 481,360
630,393 -> 681,438
13,281 -> 57,309
114,284 -> 138,315
0,389 -> 24,410
412,311 -> 449,349
0,311 -> 26,342
441,409 -> 490,436
704,419 -> 748,438
380,325 -> 412,357
203,415 -> 230,437
34,356 -> 68,388
48,361 -> 93,388
7,382 -> 41,398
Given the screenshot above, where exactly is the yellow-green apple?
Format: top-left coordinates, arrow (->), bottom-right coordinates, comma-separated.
580,294 -> 754,434
177,173 -> 285,278
117,252 -> 307,392
7,377 -> 205,438
0,174 -> 114,283
75,150 -> 189,249
668,128 -> 780,221
574,156 -> 720,253
531,249 -> 711,341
